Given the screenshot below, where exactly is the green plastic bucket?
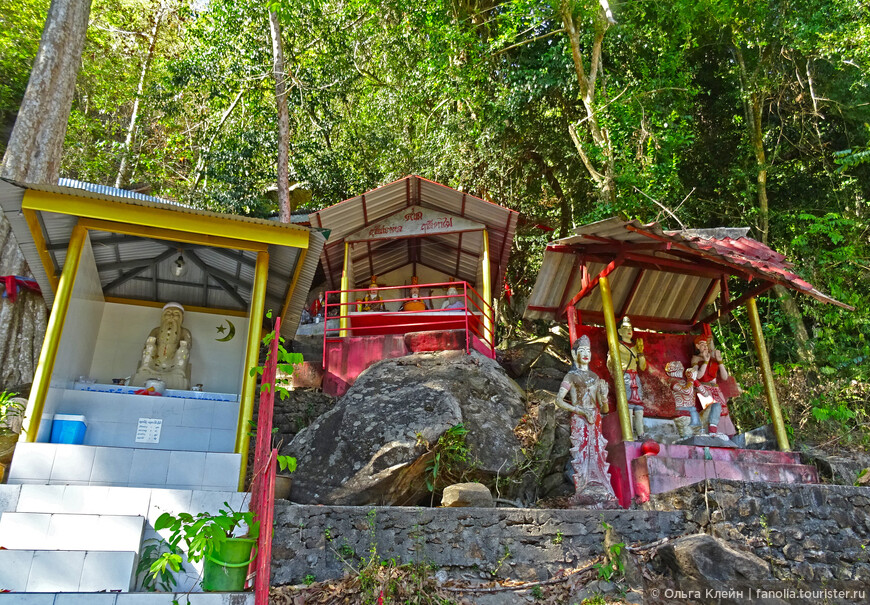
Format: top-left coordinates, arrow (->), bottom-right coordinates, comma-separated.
202,537 -> 257,591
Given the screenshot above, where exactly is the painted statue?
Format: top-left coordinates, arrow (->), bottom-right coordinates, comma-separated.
131,302 -> 192,390
359,276 -> 385,312
556,335 -> 618,507
690,334 -> 729,439
606,316 -> 648,440
665,360 -> 712,439
403,276 -> 426,311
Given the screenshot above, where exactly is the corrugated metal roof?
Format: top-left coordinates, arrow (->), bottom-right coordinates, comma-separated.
0,179 -> 324,338
12,178 -> 309,235
524,217 -> 850,330
309,175 -> 518,293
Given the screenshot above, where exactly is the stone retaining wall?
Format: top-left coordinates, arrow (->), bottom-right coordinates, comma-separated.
644,479 -> 870,583
270,504 -> 693,585
270,481 -> 870,587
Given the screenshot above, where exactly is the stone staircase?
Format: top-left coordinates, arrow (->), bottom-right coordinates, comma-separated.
0,484 -> 254,602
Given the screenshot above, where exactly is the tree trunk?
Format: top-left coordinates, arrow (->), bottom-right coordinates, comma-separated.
191,88 -> 245,192
0,0 -> 91,392
269,10 -> 291,224
560,0 -> 616,205
734,44 -> 813,366
1,0 -> 92,183
115,4 -> 165,189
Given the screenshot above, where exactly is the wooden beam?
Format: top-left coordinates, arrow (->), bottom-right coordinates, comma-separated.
186,250 -> 248,308
103,247 -> 177,292
78,217 -> 269,252
691,278 -> 721,324
566,256 -> 624,308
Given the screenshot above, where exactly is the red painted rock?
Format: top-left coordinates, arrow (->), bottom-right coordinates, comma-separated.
640,439 -> 661,456
404,329 -> 467,352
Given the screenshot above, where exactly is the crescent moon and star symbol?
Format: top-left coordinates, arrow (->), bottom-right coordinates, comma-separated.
215,320 -> 236,342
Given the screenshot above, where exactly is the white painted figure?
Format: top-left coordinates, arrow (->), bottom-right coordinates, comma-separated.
131,302 -> 192,390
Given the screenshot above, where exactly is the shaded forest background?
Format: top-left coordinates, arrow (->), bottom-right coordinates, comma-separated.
1,0 -> 868,448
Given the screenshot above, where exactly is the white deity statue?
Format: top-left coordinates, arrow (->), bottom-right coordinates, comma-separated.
131,302 -> 192,390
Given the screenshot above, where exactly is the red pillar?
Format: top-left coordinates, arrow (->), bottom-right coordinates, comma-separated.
567,304 -> 579,344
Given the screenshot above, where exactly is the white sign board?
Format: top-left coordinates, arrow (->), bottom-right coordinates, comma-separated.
345,205 -> 484,242
135,418 -> 163,444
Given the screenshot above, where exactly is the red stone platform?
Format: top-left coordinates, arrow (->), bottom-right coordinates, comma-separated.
607,440 -> 819,508
322,329 -> 491,397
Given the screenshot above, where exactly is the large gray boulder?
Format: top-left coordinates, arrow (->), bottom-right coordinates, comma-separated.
285,350 -> 526,505
652,534 -> 771,582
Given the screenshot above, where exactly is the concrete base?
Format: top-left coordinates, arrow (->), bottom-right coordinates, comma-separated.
676,435 -> 739,448
606,440 -> 819,507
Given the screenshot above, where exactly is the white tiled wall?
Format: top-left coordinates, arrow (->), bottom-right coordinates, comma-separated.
0,550 -> 137,593
0,484 -> 251,597
8,444 -> 241,490
32,238 -> 106,442
43,389 -> 239,452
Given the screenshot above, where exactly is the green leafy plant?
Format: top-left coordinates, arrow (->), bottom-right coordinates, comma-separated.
277,454 -> 297,473
420,424 -> 470,494
303,573 -> 316,586
0,391 -> 24,435
553,530 -> 564,545
149,501 -> 259,580
249,309 -> 304,401
593,522 -> 625,582
136,537 -> 183,592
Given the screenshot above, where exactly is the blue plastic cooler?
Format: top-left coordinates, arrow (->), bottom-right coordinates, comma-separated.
50,414 -> 87,444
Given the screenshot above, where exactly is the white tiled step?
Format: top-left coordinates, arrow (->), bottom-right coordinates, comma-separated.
0,512 -> 144,551
0,594 -> 254,604
0,550 -> 137,592
8,443 -> 241,490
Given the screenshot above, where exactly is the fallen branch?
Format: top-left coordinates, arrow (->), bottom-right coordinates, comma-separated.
441,560 -> 599,593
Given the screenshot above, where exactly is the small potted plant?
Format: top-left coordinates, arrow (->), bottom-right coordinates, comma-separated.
274,454 -> 297,500
150,501 -> 259,592
0,391 -> 25,470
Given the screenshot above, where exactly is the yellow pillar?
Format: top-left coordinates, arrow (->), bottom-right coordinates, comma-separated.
600,275 -> 633,442
236,250 -> 270,489
746,297 -> 791,451
481,229 -> 493,345
23,223 -> 88,442
339,242 -> 350,337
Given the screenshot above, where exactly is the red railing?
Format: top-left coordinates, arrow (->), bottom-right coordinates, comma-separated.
321,281 -> 495,369
248,317 -> 279,603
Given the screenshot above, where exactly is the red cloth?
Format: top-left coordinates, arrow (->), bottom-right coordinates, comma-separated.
1,276 -> 41,303
699,359 -> 719,382
309,297 -> 324,317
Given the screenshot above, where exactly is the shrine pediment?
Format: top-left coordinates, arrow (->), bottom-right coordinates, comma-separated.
345,205 -> 484,242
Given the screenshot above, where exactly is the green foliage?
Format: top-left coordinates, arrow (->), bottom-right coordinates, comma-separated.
249,311 -> 304,401
303,573 -> 316,586
420,423 -> 470,494
149,501 -> 259,580
593,521 -> 624,582
0,391 -> 24,435
136,537 -> 183,592
277,454 -> 297,473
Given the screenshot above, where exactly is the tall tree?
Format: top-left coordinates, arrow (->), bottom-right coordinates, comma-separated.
0,0 -> 92,390
2,0 -> 92,182
114,1 -> 168,189
269,5 -> 291,222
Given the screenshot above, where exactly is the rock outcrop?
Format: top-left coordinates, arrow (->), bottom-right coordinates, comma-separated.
285,350 -> 526,505
652,534 -> 771,583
